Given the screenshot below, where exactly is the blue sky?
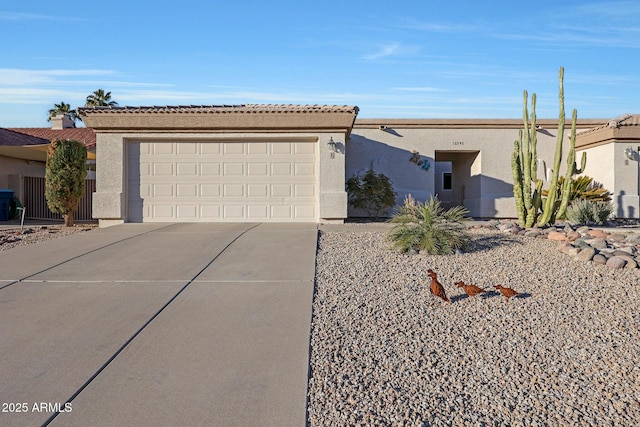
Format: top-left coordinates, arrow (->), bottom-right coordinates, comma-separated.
1,0 -> 639,127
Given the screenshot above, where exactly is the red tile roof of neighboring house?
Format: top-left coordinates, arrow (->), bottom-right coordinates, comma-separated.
0,128 -> 50,146
6,127 -> 96,149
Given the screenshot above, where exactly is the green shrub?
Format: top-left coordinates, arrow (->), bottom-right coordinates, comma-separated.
346,169 -> 397,220
45,139 -> 87,227
387,195 -> 470,254
565,199 -> 613,225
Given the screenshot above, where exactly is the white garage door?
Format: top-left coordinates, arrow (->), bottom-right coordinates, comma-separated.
127,141 -> 317,222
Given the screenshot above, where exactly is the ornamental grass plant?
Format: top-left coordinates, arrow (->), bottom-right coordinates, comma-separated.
387,195 -> 470,255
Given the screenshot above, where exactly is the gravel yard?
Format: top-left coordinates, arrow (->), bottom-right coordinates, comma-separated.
0,224 -> 96,251
308,227 -> 640,426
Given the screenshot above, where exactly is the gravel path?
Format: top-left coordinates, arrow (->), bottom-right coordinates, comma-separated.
308,227 -> 640,426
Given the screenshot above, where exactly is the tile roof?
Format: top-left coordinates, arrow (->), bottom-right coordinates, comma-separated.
77,104 -> 359,115
577,114 -> 640,135
6,127 -> 96,149
0,128 -> 49,146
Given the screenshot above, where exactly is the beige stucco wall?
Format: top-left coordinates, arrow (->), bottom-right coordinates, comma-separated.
0,156 -> 46,202
580,142 -> 640,218
348,121 -> 582,218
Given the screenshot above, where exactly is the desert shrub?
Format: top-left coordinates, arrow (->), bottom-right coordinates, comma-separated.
387,195 -> 470,254
565,199 -> 613,225
45,139 -> 87,227
346,169 -> 397,220
543,175 -> 612,203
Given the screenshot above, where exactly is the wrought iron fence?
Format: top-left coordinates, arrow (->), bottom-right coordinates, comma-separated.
22,176 -> 96,222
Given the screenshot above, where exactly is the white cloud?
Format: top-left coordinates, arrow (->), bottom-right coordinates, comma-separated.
0,11 -> 83,21
363,43 -> 402,60
0,68 -> 117,86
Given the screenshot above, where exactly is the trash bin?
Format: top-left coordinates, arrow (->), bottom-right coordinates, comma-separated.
0,189 -> 14,221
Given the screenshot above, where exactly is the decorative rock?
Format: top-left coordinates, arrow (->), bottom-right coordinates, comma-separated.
566,231 -> 581,242
609,233 -> 628,242
589,239 -> 608,250
576,226 -> 590,235
498,223 -> 513,232
548,231 -> 567,241
617,255 -> 638,268
614,246 -> 636,255
613,250 -> 633,257
558,243 -> 574,254
593,254 -> 607,265
576,247 -> 596,262
573,238 -> 590,249
605,256 -> 627,269
587,229 -> 610,239
525,230 -> 542,238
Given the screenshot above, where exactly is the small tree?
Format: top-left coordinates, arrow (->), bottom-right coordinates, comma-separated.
346,169 -> 397,220
45,139 -> 87,227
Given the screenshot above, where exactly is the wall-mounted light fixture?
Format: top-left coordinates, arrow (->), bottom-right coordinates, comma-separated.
624,146 -> 638,161
327,137 -> 339,158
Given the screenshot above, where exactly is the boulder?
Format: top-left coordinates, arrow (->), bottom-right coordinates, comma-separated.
605,256 -> 627,269
548,231 -> 567,241
576,247 -> 596,262
593,254 -> 607,265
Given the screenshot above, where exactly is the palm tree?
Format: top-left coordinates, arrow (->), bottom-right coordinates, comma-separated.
48,101 -> 78,122
85,89 -> 118,107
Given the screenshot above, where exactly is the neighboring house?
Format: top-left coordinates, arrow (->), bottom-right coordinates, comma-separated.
78,104 -> 640,226
0,114 -> 97,221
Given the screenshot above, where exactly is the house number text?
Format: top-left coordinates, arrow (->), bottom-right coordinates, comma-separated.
453,141 -> 464,146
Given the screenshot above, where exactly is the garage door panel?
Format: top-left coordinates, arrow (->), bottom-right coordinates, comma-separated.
295,184 -> 314,197
153,163 -> 173,176
271,142 -> 292,154
223,163 -> 244,176
247,163 -> 268,176
295,142 -> 315,154
177,184 -> 197,197
200,163 -> 220,175
129,141 -> 317,222
200,184 -> 221,197
177,163 -> 198,175
152,205 -> 174,218
177,205 -> 198,218
223,184 -> 244,197
153,184 -> 173,197
295,163 -> 315,176
223,205 -> 244,219
271,163 -> 292,176
177,143 -> 198,154
223,143 -> 244,154
153,144 -> 174,155
248,143 -> 268,154
200,205 -> 221,219
247,184 -> 268,197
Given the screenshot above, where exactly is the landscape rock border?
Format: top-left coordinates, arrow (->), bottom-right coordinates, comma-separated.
472,220 -> 640,269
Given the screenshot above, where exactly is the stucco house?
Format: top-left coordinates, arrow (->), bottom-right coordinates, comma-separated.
77,105 -> 640,227
0,115 -> 96,220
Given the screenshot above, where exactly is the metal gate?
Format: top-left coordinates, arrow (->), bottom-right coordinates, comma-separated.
22,176 -> 96,222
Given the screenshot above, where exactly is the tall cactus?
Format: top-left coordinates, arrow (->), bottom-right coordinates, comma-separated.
511,67 -> 586,228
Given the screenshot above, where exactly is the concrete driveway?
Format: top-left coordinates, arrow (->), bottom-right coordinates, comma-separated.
0,223 -> 317,427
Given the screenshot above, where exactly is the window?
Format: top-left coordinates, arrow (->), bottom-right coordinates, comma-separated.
443,172 -> 452,190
